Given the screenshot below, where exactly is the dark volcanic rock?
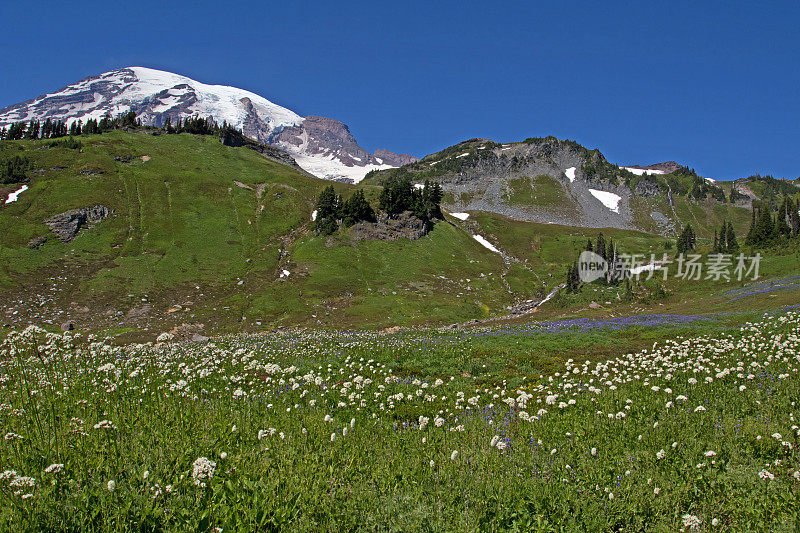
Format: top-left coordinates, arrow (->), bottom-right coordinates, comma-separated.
45,205 -> 109,243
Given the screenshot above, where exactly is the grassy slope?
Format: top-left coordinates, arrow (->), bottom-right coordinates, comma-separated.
0,133 -> 328,332
1,132 -> 797,336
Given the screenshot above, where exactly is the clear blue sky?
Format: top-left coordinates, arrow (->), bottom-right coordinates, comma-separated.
2,1 -> 798,180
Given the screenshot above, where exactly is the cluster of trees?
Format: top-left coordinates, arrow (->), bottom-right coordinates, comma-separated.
378,176 -> 443,223
566,233 -> 622,292
1,111 -> 141,141
312,177 -> 444,236
676,224 -> 697,254
746,199 -> 800,246
312,186 -> 376,235
712,221 -> 739,253
0,155 -> 31,184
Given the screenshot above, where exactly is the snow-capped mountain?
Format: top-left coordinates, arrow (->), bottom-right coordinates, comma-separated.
0,67 -> 417,182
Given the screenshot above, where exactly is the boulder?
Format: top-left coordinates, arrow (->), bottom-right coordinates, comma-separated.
61,321 -> 74,331
45,205 -> 109,243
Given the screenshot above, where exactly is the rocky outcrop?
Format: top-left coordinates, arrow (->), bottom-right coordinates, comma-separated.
374,149 -> 419,167
348,212 -> 428,243
271,115 -> 376,167
45,205 -> 109,243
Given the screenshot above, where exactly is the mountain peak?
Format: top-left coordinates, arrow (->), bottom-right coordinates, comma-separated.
0,67 -> 407,182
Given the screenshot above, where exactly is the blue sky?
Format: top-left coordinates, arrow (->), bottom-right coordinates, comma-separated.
1,1 -> 798,180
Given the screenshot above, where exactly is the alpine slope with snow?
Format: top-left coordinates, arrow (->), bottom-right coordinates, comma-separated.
0,67 -> 417,182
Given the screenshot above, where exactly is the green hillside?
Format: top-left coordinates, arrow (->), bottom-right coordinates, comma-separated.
0,132 -> 545,333
1,131 -> 798,339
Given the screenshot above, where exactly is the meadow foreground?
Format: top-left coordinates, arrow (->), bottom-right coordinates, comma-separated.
1,311 -> 799,531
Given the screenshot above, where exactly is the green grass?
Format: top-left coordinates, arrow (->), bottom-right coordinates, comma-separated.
1,132 -> 797,336
504,174 -> 574,210
2,307 -> 800,530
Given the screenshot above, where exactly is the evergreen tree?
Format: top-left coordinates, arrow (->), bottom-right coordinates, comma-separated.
726,221 -> 738,252
595,233 -> 606,261
790,198 -> 800,236
566,261 -> 581,293
585,239 -> 593,253
341,189 -> 375,227
0,155 -> 31,184
676,224 -> 696,254
315,185 -> 339,220
122,111 -> 137,127
6,122 -> 25,140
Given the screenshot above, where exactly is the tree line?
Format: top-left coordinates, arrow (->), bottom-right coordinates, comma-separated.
0,111 -> 242,141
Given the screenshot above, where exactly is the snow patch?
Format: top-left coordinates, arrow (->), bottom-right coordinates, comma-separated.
565,167 -> 576,182
456,152 -> 470,158
414,183 -> 425,190
5,185 -> 28,204
588,189 -> 622,214
280,269 -> 290,278
473,235 -> 500,253
311,210 -> 317,221
620,167 -> 666,176
450,212 -> 470,221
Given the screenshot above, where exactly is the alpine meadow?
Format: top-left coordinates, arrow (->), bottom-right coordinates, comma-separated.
1,2 -> 800,531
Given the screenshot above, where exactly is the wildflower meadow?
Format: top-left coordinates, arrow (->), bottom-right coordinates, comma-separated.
1,311 -> 800,531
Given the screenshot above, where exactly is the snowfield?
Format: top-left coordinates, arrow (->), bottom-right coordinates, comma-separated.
292,152 -> 394,183
450,212 -> 470,221
588,189 -> 622,214
565,167 -> 576,183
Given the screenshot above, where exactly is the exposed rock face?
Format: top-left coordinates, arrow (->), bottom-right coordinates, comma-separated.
45,205 -> 109,243
626,161 -> 682,174
0,67 -> 415,182
271,115 -> 375,167
349,212 -> 428,243
633,177 -> 662,197
374,149 -> 419,167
